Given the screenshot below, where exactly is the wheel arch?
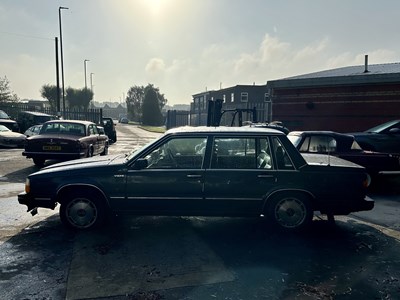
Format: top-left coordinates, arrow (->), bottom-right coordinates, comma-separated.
56,184 -> 110,208
262,189 -> 316,213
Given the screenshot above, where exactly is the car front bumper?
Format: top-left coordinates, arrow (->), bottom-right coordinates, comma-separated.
18,192 -> 57,212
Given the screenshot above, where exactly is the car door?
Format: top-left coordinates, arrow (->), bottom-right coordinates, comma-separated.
88,124 -> 102,155
203,136 -> 278,216
123,136 -> 208,213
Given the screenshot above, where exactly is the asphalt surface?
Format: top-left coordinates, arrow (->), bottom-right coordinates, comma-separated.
0,124 -> 400,300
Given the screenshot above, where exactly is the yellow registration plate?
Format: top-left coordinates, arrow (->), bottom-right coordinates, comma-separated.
43,145 -> 61,151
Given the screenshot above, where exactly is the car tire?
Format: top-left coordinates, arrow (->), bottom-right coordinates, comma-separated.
266,192 -> 313,232
87,147 -> 94,158
59,191 -> 106,230
100,143 -> 109,156
33,158 -> 45,167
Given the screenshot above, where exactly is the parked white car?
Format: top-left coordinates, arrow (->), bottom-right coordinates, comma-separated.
0,124 -> 26,148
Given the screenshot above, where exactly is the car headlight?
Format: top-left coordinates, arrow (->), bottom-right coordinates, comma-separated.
25,178 -> 30,193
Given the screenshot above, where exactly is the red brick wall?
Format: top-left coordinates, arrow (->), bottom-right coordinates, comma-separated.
272,83 -> 400,132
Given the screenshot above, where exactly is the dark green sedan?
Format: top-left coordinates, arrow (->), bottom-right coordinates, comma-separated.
18,126 -> 374,231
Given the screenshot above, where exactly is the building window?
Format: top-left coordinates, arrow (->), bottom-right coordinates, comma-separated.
240,92 -> 248,102
231,93 -> 234,102
264,92 -> 271,102
223,94 -> 226,102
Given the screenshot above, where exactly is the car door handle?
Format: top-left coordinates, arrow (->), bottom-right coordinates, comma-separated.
258,174 -> 277,182
187,174 -> 202,178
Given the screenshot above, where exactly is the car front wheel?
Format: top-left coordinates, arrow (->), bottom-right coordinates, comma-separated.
266,192 -> 313,232
60,191 -> 106,230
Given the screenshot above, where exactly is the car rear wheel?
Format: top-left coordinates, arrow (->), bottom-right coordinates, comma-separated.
267,192 -> 313,232
100,144 -> 109,156
87,147 -> 94,157
33,158 -> 45,167
60,191 -> 106,230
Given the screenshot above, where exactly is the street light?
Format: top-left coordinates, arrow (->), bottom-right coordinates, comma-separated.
84,59 -> 90,89
90,72 -> 94,92
58,6 -> 68,114
90,72 -> 94,108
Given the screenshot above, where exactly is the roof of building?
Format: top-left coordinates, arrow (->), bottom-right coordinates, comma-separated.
267,62 -> 400,89
192,84 -> 266,97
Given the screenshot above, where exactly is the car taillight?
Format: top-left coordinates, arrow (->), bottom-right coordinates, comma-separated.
363,173 -> 371,188
25,178 -> 30,193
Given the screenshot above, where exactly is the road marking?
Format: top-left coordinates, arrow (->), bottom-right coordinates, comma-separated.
333,215 -> 400,242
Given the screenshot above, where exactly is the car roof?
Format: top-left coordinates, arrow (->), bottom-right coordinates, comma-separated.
165,126 -> 285,135
289,130 -> 354,138
20,111 -> 54,116
44,120 -> 95,125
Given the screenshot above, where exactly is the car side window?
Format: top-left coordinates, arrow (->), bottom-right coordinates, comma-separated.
211,137 -> 257,169
257,138 -> 272,169
88,125 -> 96,135
271,137 -> 295,170
144,137 -> 207,169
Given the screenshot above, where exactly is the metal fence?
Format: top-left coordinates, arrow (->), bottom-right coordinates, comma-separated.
0,102 -> 103,124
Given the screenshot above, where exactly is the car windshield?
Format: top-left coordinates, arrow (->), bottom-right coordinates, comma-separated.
41,122 -> 86,136
366,120 -> 400,133
125,138 -> 159,161
0,124 -> 10,132
0,110 -> 10,119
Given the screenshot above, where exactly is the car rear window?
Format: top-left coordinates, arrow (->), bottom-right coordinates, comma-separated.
42,123 -> 85,136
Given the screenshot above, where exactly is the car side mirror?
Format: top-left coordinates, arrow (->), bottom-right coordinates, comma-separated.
388,128 -> 400,134
133,158 -> 148,170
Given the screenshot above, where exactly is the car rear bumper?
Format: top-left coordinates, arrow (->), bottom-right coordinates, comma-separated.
357,196 -> 375,211
320,196 -> 374,215
18,192 -> 57,212
22,151 -> 86,160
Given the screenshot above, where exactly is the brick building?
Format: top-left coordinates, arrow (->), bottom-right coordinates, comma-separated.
191,85 -> 270,126
267,58 -> 400,132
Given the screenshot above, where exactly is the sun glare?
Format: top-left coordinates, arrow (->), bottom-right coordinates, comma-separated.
143,0 -> 165,15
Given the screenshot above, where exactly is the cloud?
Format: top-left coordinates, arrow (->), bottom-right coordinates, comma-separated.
145,58 -> 166,74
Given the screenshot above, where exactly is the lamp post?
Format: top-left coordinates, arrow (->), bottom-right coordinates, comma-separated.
55,37 -> 60,114
84,59 -> 90,89
90,72 -> 94,108
90,72 -> 94,92
58,6 -> 68,115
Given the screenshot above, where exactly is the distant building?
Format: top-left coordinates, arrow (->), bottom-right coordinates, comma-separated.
191,85 -> 270,126
267,57 -> 400,132
23,99 -> 51,110
188,57 -> 400,131
93,102 -> 127,120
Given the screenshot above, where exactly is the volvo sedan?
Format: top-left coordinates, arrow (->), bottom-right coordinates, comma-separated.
18,126 -> 373,232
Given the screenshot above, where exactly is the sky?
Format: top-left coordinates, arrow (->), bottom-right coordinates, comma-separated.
1,0 -> 400,106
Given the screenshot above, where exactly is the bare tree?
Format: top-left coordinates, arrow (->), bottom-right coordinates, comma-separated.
0,76 -> 19,103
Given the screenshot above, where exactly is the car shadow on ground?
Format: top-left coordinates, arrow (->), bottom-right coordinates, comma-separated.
2,213 -> 399,300
3,160 -> 63,182
3,165 -> 41,182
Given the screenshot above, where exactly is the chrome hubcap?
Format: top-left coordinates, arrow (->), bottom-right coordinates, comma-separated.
275,197 -> 306,228
66,198 -> 97,228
